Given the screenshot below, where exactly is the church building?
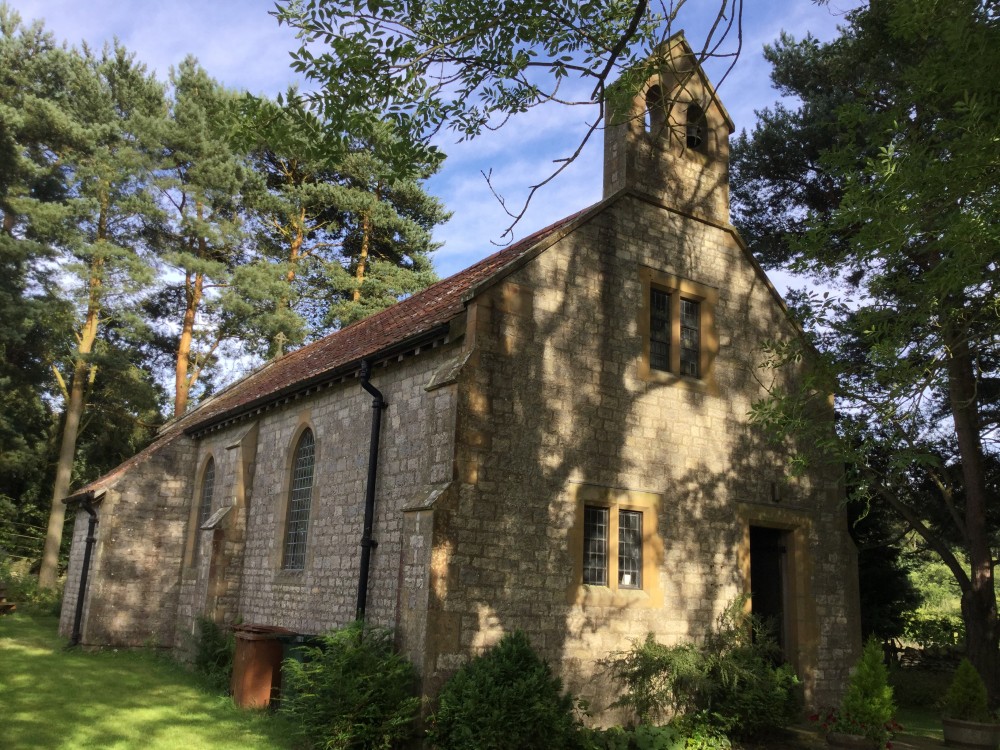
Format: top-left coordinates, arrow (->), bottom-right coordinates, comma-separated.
59,35 -> 861,718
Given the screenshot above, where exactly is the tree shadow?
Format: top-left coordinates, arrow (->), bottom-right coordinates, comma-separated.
420,171 -> 857,721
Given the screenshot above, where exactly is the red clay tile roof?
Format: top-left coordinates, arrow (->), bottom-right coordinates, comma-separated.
65,203 -> 597,500
180,206 -> 592,433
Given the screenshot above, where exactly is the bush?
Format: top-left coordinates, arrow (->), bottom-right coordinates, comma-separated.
427,630 -> 579,750
823,637 -> 895,745
840,638 -> 895,728
888,665 -> 950,709
667,713 -> 732,750
193,617 -> 234,692
577,721 -> 729,750
605,635 -> 703,723
606,598 -> 801,739
280,622 -> 420,750
904,611 -> 964,650
943,658 -> 990,722
697,604 -> 801,738
0,556 -> 62,615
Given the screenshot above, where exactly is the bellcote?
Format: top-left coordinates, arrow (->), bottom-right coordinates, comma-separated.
603,33 -> 735,225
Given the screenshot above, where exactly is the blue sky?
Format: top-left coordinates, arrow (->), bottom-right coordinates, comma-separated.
7,0 -> 859,283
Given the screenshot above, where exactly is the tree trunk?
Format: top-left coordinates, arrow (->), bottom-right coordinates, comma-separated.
175,198 -> 210,417
352,211 -> 371,303
174,268 -> 203,417
286,206 -> 305,286
946,328 -> 999,701
38,258 -> 103,589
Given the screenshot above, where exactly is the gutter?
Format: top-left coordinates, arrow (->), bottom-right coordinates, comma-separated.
63,490 -> 103,647
356,359 -> 386,622
184,324 -> 449,438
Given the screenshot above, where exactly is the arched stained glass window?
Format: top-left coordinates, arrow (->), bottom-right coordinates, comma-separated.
194,457 -> 215,558
283,429 -> 315,570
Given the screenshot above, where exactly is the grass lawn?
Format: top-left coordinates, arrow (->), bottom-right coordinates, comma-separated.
0,610 -> 299,750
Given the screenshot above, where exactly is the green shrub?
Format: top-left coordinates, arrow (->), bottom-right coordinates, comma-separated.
577,722 -> 728,750
697,603 -> 801,738
943,658 -> 990,722
576,726 -> 635,750
607,598 -> 800,739
904,611 -> 964,650
427,630 -> 579,750
193,617 -> 235,692
0,557 -> 62,615
606,634 -> 704,723
280,622 -> 420,750
632,724 -> 685,750
668,713 -> 732,750
828,637 -> 895,744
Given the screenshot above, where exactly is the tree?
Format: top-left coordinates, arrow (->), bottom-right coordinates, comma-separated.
32,43 -> 166,587
273,0 -> 746,233
235,95 -> 446,346
735,0 -> 1000,696
322,120 -> 448,329
0,6 -> 71,563
0,8 -> 166,586
146,58 -> 253,416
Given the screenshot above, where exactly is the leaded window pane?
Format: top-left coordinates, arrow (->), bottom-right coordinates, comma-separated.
618,510 -> 643,589
650,288 -> 671,372
283,429 -> 315,570
583,506 -> 609,586
194,458 -> 215,558
680,298 -> 700,377
198,458 -> 215,528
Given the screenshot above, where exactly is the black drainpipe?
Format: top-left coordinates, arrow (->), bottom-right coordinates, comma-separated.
356,359 -> 386,622
69,492 -> 99,647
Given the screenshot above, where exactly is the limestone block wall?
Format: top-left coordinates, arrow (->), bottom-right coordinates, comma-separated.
426,193 -> 859,720
59,506 -> 90,638
603,50 -> 731,225
59,433 -> 198,648
173,424 -> 256,655
228,344 -> 460,639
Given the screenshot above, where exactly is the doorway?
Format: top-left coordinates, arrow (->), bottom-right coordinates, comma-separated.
749,525 -> 788,654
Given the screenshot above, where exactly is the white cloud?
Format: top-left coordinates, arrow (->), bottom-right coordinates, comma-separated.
8,0 -> 301,95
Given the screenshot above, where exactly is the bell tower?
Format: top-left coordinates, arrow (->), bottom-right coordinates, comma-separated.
603,33 -> 735,225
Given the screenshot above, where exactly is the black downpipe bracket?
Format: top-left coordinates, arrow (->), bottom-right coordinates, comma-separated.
356,360 -> 386,622
69,492 -> 99,647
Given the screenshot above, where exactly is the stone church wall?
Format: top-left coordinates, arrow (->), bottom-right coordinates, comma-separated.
59,433 -> 198,648
425,194 -> 859,719
192,343 -> 463,639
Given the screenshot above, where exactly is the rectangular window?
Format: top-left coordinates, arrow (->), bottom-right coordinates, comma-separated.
650,288 -> 671,372
571,485 -> 662,607
639,267 -> 717,386
583,506 -> 609,585
680,299 -> 700,377
583,506 -> 644,590
618,510 -> 643,589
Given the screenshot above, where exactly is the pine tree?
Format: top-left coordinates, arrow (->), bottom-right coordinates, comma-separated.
735,0 -> 1000,697
236,97 -> 447,347
146,58 -> 252,415
14,38 -> 167,587
0,6 -> 73,564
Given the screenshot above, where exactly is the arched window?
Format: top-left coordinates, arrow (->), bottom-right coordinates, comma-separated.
283,429 -> 315,570
645,85 -> 665,135
194,457 -> 215,558
686,103 -> 707,150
